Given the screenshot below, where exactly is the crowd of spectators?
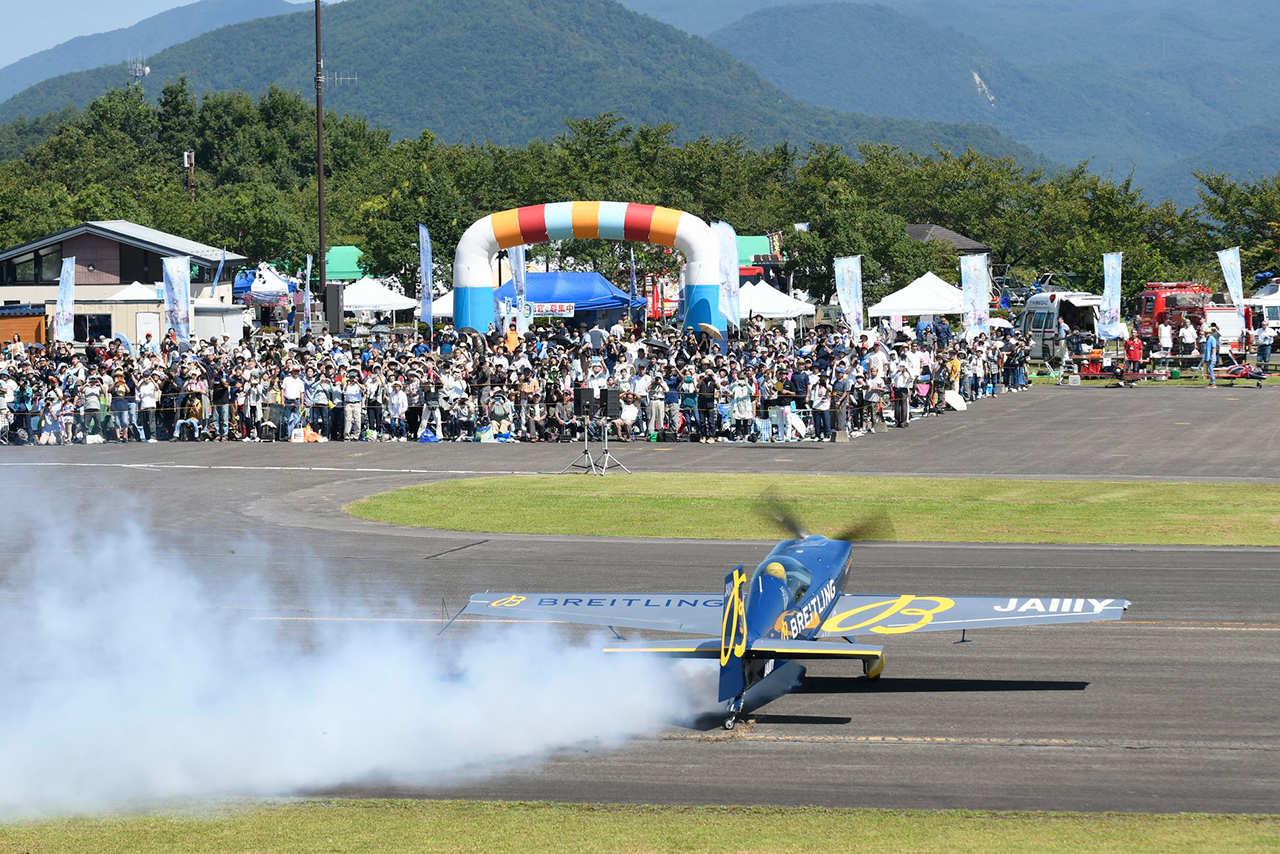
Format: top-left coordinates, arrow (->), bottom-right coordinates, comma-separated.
0,315 -> 1034,447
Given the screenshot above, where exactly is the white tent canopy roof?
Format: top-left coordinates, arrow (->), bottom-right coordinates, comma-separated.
104,281 -> 160,301
343,276 -> 417,312
738,280 -> 815,319
419,288 -> 453,317
254,262 -> 294,297
868,271 -> 963,317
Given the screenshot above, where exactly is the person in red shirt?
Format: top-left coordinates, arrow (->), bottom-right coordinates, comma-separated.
1124,330 -> 1145,374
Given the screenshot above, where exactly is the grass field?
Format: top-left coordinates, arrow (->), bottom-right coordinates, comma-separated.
346,474 -> 1280,547
2,800 -> 1277,854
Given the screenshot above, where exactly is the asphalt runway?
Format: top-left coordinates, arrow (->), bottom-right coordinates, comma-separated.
2,387 -> 1277,813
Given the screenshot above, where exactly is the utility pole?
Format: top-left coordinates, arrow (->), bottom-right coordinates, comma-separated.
183,151 -> 195,202
315,0 -> 337,331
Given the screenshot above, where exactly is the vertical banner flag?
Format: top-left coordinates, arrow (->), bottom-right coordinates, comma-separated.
629,247 -> 638,302
303,254 -> 314,332
833,255 -> 864,334
509,244 -> 529,335
676,267 -> 687,325
1217,246 -> 1245,328
960,253 -> 991,339
1099,252 -> 1125,340
161,255 -> 193,349
714,221 -> 740,328
629,247 -> 644,330
54,257 -> 76,342
212,249 -> 226,291
418,224 -> 433,335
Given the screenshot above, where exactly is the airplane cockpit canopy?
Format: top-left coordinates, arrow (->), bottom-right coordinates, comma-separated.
750,555 -> 813,605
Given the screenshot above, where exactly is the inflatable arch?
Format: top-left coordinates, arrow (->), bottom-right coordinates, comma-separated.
452,201 -> 723,335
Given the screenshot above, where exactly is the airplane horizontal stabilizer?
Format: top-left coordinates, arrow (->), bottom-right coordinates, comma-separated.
601,638 -> 721,658
747,639 -> 884,660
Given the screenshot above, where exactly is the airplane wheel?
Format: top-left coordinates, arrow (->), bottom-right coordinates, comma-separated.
723,716 -> 737,731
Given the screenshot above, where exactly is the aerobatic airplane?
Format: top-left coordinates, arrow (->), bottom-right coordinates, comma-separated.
463,524 -> 1129,729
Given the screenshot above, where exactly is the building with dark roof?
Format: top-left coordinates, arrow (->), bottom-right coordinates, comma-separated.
905,223 -> 990,255
0,220 -> 245,306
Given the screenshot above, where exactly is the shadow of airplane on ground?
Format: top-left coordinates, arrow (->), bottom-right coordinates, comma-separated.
796,676 -> 1089,694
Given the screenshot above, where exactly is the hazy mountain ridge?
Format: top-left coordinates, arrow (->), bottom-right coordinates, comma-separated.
700,1 -> 1280,192
0,0 -> 1048,165
0,0 -> 301,104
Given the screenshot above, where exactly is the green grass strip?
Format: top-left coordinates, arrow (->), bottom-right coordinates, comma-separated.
2,800 -> 1277,854
345,474 -> 1280,547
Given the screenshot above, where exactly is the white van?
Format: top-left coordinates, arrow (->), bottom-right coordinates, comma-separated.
1016,292 -> 1101,360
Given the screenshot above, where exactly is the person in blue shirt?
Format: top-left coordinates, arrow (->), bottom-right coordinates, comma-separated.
933,317 -> 953,349
1202,323 -> 1220,387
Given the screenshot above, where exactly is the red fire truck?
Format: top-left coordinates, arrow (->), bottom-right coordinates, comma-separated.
1135,282 -> 1252,354
1133,283 -> 1213,343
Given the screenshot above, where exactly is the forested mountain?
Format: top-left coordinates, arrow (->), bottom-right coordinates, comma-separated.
0,0 -> 301,103
706,2 -> 1280,188
622,0 -> 1280,200
0,0 -> 1046,165
1146,125 -> 1280,208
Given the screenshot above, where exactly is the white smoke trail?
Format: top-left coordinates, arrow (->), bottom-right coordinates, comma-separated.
0,503 -> 711,817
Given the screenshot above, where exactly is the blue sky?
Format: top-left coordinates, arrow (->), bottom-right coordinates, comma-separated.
4,0 -> 324,65
5,2 -> 190,64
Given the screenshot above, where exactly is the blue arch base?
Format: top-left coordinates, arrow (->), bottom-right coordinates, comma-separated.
454,286 -> 496,334
683,284 -> 727,350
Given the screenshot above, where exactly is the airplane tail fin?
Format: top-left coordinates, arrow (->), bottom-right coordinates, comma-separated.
719,566 -> 748,702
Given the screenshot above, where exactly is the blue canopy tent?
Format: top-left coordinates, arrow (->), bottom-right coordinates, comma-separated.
494,271 -> 644,327
495,272 -> 644,310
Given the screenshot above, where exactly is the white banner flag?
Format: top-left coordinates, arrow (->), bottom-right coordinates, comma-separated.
961,253 -> 991,339
833,255 -> 863,334
418,224 -> 433,334
54,257 -> 76,342
509,244 -> 529,335
303,254 -> 313,332
161,256 -> 192,349
713,221 -> 740,327
1099,252 -> 1125,340
1217,246 -> 1245,328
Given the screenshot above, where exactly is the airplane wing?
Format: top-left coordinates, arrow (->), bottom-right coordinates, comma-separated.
817,593 -> 1130,637
462,592 -> 723,634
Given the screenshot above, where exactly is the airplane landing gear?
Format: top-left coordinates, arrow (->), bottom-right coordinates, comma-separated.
723,695 -> 745,730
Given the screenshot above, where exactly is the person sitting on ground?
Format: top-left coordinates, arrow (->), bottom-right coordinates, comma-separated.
174,391 -> 205,441
488,391 -> 514,435
525,392 -> 548,441
610,391 -> 640,441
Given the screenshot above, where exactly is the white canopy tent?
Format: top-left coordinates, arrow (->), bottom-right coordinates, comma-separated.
251,262 -> 294,302
104,281 -> 160,301
868,272 -> 963,317
738,280 -> 816,319
343,276 -> 417,312
419,289 -> 454,318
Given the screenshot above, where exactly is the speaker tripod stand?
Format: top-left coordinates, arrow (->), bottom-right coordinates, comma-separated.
596,423 -> 631,475
560,427 -> 600,475
560,418 -> 630,476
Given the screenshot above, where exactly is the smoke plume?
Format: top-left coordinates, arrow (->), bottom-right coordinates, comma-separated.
0,500 -> 707,816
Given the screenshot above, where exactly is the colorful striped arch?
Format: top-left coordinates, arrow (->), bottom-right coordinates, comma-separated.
452,201 -> 722,335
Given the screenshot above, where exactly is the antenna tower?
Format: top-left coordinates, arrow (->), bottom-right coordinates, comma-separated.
126,55 -> 151,84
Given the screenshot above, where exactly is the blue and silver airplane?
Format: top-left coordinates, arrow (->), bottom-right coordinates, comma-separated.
464,522 -> 1129,729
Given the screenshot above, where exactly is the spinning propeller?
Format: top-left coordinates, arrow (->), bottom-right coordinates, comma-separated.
759,495 -> 896,544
